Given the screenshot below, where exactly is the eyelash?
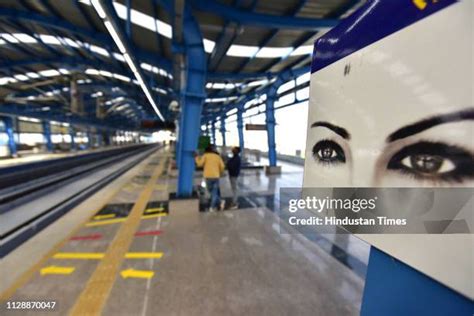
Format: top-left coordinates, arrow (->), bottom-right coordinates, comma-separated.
312,139 -> 474,183
312,139 -> 346,166
387,141 -> 474,183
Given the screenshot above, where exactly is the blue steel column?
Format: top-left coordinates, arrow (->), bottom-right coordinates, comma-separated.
69,125 -> 76,150
266,87 -> 278,166
105,131 -> 111,146
42,121 -> 53,152
3,116 -> 17,157
97,131 -> 103,147
207,122 -> 212,137
125,0 -> 132,38
220,114 -> 226,148
176,98 -> 185,168
176,6 -> 207,197
211,120 -> 216,144
237,105 -> 244,151
87,128 -> 93,149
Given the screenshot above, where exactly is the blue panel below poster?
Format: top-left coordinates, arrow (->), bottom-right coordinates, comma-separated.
361,247 -> 473,316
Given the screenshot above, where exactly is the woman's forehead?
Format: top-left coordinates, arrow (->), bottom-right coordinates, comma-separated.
307,11 -> 472,136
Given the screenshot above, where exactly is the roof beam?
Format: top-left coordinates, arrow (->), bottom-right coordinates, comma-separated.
232,0 -> 308,73
90,0 -> 165,120
207,0 -> 257,71
262,0 -> 361,74
0,8 -> 172,73
191,0 -> 338,30
208,22 -> 240,71
0,104 -> 142,130
0,57 -> 173,98
204,65 -> 308,122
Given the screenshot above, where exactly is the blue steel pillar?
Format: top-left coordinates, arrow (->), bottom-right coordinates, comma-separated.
176,6 -> 207,197
211,120 -> 216,144
3,116 -> 17,157
86,128 -> 92,149
105,131 -> 111,146
69,125 -> 76,150
266,87 -> 278,166
176,95 -> 187,168
97,131 -> 103,147
220,114 -> 226,148
237,105 -> 244,151
42,121 -> 53,152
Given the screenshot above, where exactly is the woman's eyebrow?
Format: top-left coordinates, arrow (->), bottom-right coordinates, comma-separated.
311,121 -> 350,140
387,109 -> 474,143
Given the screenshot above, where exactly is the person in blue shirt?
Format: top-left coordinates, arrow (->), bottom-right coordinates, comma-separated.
226,147 -> 241,209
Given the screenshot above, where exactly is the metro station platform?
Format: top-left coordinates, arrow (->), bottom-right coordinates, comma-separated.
0,145 -> 137,168
0,146 -> 366,316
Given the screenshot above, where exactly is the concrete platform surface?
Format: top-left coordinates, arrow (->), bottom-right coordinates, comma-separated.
0,147 -> 365,316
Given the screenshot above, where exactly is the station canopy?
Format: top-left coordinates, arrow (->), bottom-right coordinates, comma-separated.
0,0 -> 362,130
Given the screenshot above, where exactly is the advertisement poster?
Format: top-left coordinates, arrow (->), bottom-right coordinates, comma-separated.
303,0 -> 473,299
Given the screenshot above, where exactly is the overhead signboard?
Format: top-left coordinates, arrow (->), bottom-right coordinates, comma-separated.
245,124 -> 266,131
303,0 -> 473,299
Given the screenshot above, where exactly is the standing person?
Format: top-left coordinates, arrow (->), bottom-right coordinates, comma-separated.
195,145 -> 225,212
226,147 -> 241,209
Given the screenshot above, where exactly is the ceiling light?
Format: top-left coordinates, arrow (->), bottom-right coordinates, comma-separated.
226,44 -> 259,57
256,47 -> 293,58
290,45 -> 314,56
103,21 -> 126,53
91,0 -> 107,18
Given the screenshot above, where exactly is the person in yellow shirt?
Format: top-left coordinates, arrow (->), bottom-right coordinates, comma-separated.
195,145 -> 225,211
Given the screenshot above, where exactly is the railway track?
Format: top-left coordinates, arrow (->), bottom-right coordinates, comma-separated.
0,144 -> 160,257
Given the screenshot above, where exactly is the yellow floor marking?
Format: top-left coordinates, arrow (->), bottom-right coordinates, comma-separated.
69,156 -> 166,316
144,207 -> 164,214
85,213 -> 167,227
142,213 -> 167,219
92,214 -> 116,220
85,217 -> 126,227
40,266 -> 75,276
125,252 -> 163,259
0,151 -> 158,302
120,269 -> 154,279
52,252 -> 163,260
53,253 -> 105,260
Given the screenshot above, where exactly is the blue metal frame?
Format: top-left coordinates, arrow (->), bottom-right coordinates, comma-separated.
174,3 -> 207,197
0,105 -> 145,132
205,66 -> 308,123
42,120 -> 53,152
0,8 -> 173,71
3,116 -> 17,157
236,105 -> 244,151
191,0 -> 339,30
203,66 -> 310,166
220,113 -> 226,148
266,85 -> 277,166
69,125 -> 76,150
86,128 -> 92,149
211,120 -> 216,144
232,0 -> 308,74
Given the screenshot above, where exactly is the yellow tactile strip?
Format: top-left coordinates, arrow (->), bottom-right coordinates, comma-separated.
0,152 -> 160,302
69,156 -> 166,316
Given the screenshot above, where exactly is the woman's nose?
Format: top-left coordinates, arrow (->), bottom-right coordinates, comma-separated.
350,149 -> 379,187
